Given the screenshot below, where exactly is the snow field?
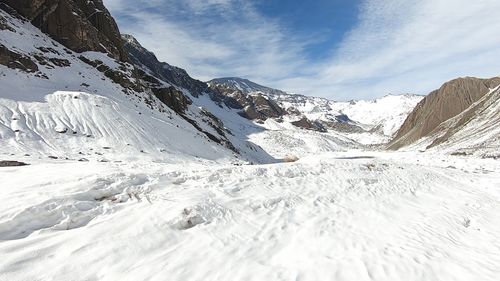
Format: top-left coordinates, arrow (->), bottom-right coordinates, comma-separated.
1,152 -> 499,281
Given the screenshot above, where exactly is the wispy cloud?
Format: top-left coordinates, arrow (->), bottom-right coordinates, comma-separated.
104,0 -> 313,82
277,0 -> 500,100
105,0 -> 500,100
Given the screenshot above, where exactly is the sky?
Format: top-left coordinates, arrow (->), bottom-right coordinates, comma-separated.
104,0 -> 500,100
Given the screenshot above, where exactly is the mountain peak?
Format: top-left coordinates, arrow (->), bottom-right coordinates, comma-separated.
208,77 -> 286,96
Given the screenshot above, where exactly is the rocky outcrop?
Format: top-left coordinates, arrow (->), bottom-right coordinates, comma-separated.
291,117 -> 325,132
246,94 -> 286,119
2,0 -> 127,61
122,34 -> 207,97
0,44 -> 38,72
152,86 -> 192,114
208,77 -> 287,96
389,77 -> 500,149
209,83 -> 286,120
119,36 -> 237,152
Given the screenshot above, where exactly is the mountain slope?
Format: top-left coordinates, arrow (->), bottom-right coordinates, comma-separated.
389,76 -> 500,156
2,0 -> 127,61
0,6 -> 274,163
122,34 -> 208,97
210,77 -> 423,144
208,77 -> 287,96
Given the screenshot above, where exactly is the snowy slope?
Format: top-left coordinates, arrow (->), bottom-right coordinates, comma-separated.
0,9 -> 274,164
260,94 -> 422,145
277,94 -> 424,137
340,95 -> 425,136
1,152 -> 499,280
208,77 -> 287,96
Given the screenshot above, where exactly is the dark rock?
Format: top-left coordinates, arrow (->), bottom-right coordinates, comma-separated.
2,0 -> 127,61
48,57 -> 70,67
208,77 -> 287,96
291,117 -> 325,132
0,160 -> 29,167
208,84 -> 286,121
0,12 -> 16,32
152,86 -> 192,114
79,55 -> 142,91
0,44 -> 39,73
122,34 -> 207,97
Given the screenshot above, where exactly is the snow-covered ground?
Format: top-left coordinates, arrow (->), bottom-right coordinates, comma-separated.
2,6 -> 500,281
1,151 -> 499,281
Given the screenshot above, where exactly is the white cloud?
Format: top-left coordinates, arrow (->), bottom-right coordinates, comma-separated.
104,0 -> 312,83
277,0 -> 500,100
105,0 -> 500,101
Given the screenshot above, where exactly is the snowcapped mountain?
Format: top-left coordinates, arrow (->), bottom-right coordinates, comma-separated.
2,2 -> 500,281
208,77 -> 287,96
0,4 -> 274,164
209,77 -> 423,144
275,93 -> 424,136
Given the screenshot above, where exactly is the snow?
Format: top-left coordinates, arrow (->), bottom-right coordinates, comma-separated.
1,152 -> 499,281
0,9 -> 271,164
340,95 -> 424,136
1,7 -> 500,281
0,91 -> 236,162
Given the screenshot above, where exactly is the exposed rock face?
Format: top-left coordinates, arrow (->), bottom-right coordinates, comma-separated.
208,77 -> 287,96
208,83 -> 286,120
119,35 -> 237,152
291,117 -> 325,132
0,44 -> 39,72
247,94 -> 286,119
122,34 -> 207,97
2,0 -> 127,61
389,77 -> 500,149
152,86 -> 192,114
208,78 -> 327,131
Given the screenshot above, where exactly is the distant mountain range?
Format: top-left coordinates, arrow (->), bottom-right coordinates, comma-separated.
0,0 -> 498,160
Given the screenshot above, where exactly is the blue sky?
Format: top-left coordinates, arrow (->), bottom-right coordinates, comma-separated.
256,0 -> 360,61
105,0 -> 500,100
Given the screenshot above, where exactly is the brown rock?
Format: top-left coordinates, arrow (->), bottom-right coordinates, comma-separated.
152,87 -> 192,115
389,76 -> 500,149
2,0 -> 127,61
0,44 -> 39,72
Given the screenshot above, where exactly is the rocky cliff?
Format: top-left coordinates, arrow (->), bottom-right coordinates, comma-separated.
389,76 -> 500,149
122,34 -> 208,97
2,0 -> 127,61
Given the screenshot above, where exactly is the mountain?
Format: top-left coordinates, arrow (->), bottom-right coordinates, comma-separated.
0,4 -> 274,164
122,34 -> 208,97
274,94 -> 424,137
2,0 -> 127,61
208,77 -> 287,96
209,77 -> 423,144
389,76 -> 500,157
3,1 -> 500,280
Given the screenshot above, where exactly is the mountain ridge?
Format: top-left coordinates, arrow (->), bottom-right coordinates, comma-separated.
389,76 -> 500,155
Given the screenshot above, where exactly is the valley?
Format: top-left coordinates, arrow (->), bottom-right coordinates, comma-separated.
1,151 -> 499,280
1,1 -> 499,280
